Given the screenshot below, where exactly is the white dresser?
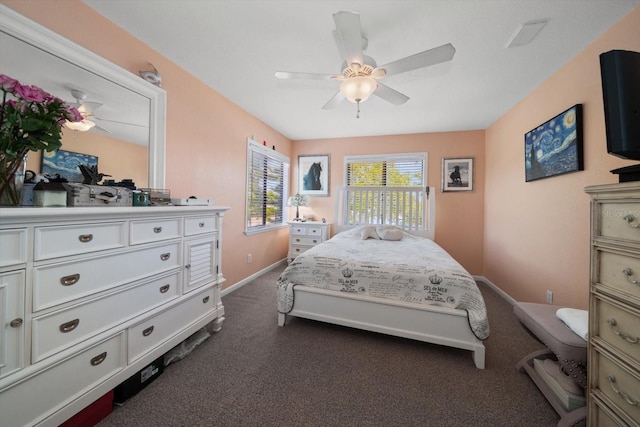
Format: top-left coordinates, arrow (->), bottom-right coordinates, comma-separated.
287,221 -> 331,263
0,205 -> 228,426
585,182 -> 640,426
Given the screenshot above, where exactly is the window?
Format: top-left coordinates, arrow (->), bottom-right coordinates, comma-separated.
345,153 -> 427,187
342,153 -> 428,229
246,139 -> 289,234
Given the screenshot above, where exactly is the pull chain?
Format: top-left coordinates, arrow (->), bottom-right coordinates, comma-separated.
356,100 -> 361,119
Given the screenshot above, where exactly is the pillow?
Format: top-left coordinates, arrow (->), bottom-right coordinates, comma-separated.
360,225 -> 380,240
375,226 -> 403,241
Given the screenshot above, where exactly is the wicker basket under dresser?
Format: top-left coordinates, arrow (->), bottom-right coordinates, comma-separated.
585,182 -> 640,426
0,205 -> 228,426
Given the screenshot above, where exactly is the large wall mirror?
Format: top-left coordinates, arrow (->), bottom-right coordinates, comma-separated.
0,5 -> 166,188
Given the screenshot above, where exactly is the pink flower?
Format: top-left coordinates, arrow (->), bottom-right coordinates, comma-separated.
65,106 -> 83,122
14,84 -> 51,103
0,74 -> 19,93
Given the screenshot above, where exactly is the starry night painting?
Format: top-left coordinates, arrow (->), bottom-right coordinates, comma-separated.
525,104 -> 583,182
42,149 -> 98,183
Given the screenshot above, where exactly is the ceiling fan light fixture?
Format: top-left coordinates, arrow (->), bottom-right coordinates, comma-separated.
65,119 -> 95,132
340,75 -> 377,103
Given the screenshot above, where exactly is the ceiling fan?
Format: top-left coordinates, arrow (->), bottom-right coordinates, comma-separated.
274,11 -> 456,118
64,89 -> 111,133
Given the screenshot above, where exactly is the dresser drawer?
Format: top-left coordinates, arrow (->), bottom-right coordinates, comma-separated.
185,216 -> 217,236
0,332 -> 124,427
598,201 -> 640,245
130,217 -> 181,245
291,235 -> 321,246
32,272 -> 180,362
589,395 -> 631,427
33,242 -> 181,311
598,249 -> 640,302
34,222 -> 127,261
128,287 -> 215,363
591,349 -> 640,423
0,270 -> 25,379
290,244 -> 311,257
593,296 -> 640,366
0,228 -> 27,267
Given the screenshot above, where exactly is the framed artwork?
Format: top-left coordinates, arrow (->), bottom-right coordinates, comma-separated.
525,104 -> 583,182
41,149 -> 98,183
298,154 -> 330,196
442,157 -> 474,192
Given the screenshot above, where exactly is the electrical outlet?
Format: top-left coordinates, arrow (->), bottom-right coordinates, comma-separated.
546,290 -> 553,305
247,253 -> 252,263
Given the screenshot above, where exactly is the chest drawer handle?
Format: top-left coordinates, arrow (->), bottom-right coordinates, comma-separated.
312,239 -> 318,243
159,284 -> 170,293
143,326 -> 154,336
607,375 -> 639,406
203,296 -> 210,304
90,352 -> 107,366
78,234 -> 93,243
60,274 -> 80,286
10,318 -> 23,328
160,253 -> 171,261
296,238 -> 301,242
199,222 -> 205,228
607,318 -> 639,344
623,214 -> 640,229
153,226 -> 163,233
60,319 -> 80,333
623,268 -> 639,285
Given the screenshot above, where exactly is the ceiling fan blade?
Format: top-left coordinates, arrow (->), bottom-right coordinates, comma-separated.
374,83 -> 409,105
79,101 -> 102,114
333,11 -> 364,67
274,71 -> 336,80
321,91 -> 346,110
376,43 -> 456,77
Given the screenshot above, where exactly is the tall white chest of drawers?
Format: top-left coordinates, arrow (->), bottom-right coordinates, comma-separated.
585,182 -> 640,426
0,206 -> 228,426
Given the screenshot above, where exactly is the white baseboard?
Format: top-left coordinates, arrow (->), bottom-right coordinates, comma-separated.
473,275 -> 517,306
221,259 -> 287,297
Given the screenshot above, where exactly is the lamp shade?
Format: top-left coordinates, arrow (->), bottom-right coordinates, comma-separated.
287,193 -> 309,207
340,76 -> 378,103
65,120 -> 95,131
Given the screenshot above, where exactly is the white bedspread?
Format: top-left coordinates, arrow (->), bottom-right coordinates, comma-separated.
277,228 -> 490,340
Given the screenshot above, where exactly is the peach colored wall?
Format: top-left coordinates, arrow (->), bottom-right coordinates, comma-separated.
484,7 -> 640,308
27,131 -> 148,187
293,131 -> 486,274
3,0 -> 292,289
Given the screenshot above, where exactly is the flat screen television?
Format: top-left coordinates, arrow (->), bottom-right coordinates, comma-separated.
600,49 -> 640,181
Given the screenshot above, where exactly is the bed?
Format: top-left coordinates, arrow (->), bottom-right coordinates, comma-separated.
276,186 -> 489,369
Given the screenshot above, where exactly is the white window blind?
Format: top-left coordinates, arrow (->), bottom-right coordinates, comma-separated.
345,153 -> 427,188
246,139 -> 289,234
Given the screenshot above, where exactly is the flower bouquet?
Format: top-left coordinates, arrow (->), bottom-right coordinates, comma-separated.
0,74 -> 82,205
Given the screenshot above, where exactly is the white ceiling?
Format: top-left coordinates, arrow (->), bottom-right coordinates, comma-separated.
82,0 -> 639,141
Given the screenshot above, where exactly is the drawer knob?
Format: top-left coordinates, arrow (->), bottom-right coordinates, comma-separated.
153,226 -> 163,233
10,318 -> 23,328
312,239 -> 318,243
623,268 -> 639,285
203,296 -> 210,303
199,222 -> 205,228
60,273 -> 80,286
59,319 -> 80,333
143,326 -> 154,336
623,214 -> 640,229
78,234 -> 93,243
607,375 -> 639,406
160,253 -> 171,261
607,318 -> 639,344
159,284 -> 170,293
296,238 -> 300,242
90,352 -> 107,366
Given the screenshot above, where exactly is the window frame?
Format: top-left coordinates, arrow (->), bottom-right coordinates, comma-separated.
245,138 -> 290,235
343,152 -> 428,188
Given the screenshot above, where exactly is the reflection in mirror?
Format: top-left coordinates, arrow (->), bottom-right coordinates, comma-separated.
0,5 -> 166,188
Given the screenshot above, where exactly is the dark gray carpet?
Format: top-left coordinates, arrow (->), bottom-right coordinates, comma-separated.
97,264 -> 559,426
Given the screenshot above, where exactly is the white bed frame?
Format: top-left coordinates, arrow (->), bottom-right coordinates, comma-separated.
278,186 -> 486,369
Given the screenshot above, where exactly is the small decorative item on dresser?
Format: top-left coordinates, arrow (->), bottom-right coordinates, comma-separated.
0,74 -> 83,206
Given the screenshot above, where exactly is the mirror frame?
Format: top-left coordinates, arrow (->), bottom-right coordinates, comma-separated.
0,5 -> 166,188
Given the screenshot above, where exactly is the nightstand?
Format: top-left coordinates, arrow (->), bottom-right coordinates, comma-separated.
287,221 -> 331,263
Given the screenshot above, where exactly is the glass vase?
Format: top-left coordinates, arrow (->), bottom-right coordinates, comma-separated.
0,152 -> 28,206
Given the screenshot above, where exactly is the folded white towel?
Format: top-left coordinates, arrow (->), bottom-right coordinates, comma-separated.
556,308 -> 588,341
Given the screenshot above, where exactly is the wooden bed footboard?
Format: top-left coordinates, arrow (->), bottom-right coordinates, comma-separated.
278,286 -> 485,369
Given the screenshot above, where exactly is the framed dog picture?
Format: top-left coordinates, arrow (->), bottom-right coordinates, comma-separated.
298,154 -> 330,196
442,157 -> 474,192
